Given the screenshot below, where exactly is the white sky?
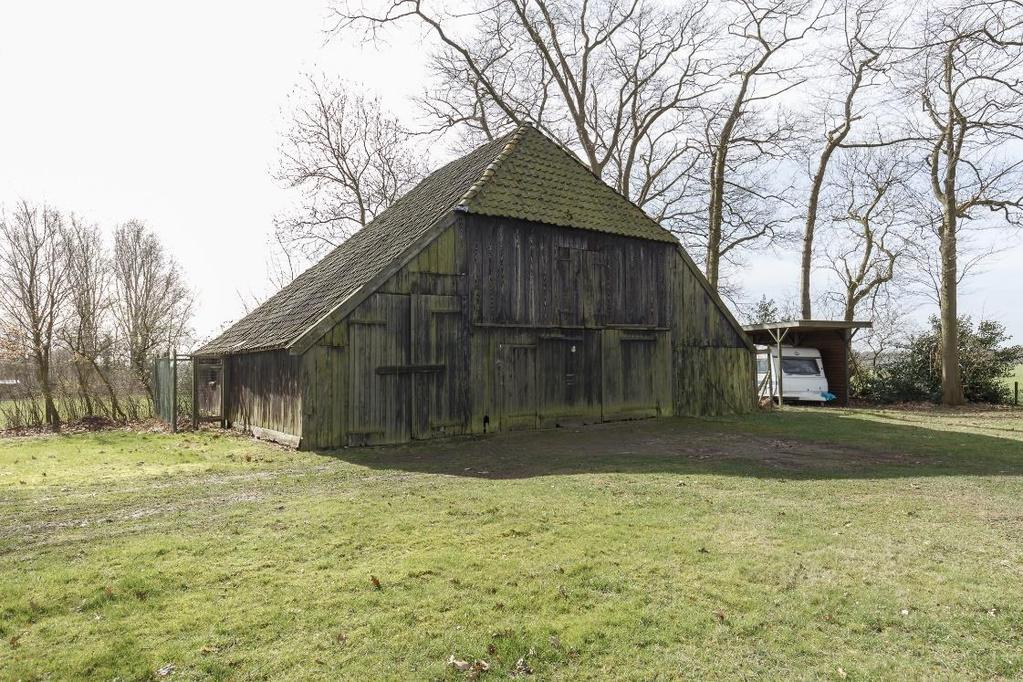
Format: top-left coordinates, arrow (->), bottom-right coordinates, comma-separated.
1,1 -> 1020,344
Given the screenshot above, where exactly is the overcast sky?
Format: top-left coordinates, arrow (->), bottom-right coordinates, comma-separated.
1,1 -> 1020,344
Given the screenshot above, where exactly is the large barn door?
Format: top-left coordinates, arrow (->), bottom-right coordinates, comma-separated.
410,294 -> 468,439
496,341 -> 538,431
538,332 -> 599,428
347,293 -> 411,445
600,329 -> 670,421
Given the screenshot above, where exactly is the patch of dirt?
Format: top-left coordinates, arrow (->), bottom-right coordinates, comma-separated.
329,417 -> 923,481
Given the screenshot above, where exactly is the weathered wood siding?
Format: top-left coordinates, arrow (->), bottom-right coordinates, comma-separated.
280,214 -> 752,449
465,216 -> 671,328
670,252 -> 755,415
226,350 -> 302,439
299,223 -> 469,449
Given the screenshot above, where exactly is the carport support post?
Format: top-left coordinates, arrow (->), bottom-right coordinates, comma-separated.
776,333 -> 783,409
769,327 -> 788,409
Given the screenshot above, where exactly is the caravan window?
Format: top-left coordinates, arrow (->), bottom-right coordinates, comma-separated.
756,356 -> 769,374
781,357 -> 821,376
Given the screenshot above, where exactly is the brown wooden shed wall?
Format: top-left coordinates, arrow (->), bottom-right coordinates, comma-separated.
226,350 -> 302,442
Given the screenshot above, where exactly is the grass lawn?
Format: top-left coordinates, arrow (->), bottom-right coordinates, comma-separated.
2,407 -> 1023,680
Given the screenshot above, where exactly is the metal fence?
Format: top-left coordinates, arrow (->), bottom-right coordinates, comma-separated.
152,355 -> 192,432
152,354 -> 225,432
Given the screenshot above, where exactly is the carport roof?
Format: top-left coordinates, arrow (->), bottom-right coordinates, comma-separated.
743,320 -> 872,333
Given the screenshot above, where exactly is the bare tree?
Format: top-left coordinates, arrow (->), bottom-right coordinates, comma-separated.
821,149 -> 910,321
798,0 -> 900,318
61,217 -> 123,420
851,297 -> 907,376
236,233 -> 303,315
275,75 -> 426,262
910,0 -> 1023,405
696,0 -> 831,288
335,0 -> 716,237
0,201 -> 70,427
111,221 -> 194,400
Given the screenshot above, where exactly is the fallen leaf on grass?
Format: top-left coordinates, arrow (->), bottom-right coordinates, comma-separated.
370,575 -> 381,590
156,663 -> 176,677
512,656 -> 533,676
713,610 -> 726,623
448,656 -> 490,674
448,656 -> 472,671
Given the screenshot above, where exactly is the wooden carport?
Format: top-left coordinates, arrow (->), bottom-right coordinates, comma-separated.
743,320 -> 871,406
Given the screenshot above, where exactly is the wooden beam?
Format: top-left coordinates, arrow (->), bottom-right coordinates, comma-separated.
220,357 -> 229,428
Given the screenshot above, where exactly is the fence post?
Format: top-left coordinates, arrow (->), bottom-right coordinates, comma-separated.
1015,381 -> 1019,406
191,357 -> 199,431
170,351 -> 177,433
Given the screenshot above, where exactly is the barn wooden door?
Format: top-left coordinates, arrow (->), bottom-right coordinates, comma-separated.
496,341 -> 538,431
347,293 -> 411,445
537,332 -> 599,428
410,294 -> 468,439
600,329 -> 669,420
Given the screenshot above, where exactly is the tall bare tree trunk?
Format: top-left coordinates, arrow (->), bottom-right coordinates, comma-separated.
74,358 -> 94,416
939,204 -> 963,405
89,357 -> 125,421
33,345 -> 60,428
706,147 -> 726,287
800,156 -> 831,319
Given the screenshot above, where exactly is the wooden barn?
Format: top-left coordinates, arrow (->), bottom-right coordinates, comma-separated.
194,125 -> 754,448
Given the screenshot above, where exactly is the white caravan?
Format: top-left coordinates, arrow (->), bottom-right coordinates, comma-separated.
755,345 -> 832,403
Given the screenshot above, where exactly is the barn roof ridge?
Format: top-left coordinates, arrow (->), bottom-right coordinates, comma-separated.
455,124 -> 530,211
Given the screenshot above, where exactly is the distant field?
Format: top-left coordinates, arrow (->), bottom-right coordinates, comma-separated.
2,407 -> 1022,679
1004,364 -> 1023,399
